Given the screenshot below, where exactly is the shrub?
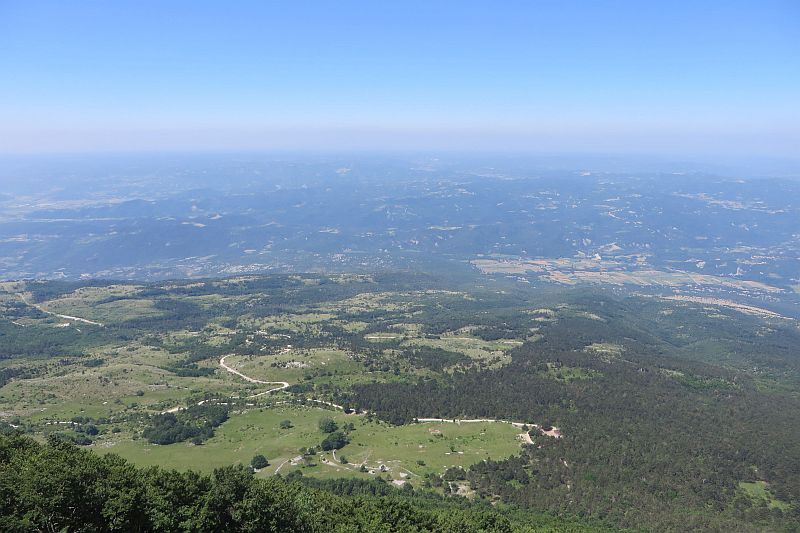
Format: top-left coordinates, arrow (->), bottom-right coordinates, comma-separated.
320,431 -> 349,451
318,417 -> 338,433
251,454 -> 269,469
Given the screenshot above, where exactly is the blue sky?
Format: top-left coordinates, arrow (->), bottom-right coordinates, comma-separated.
0,1 -> 798,156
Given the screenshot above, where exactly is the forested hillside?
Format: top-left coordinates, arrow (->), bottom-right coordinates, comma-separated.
350,305 -> 800,531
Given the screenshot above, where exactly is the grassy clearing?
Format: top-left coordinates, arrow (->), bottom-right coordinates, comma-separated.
402,335 -> 515,367
738,481 -> 791,510
364,333 -> 404,341
541,364 -> 600,382
40,285 -> 164,323
341,419 -> 523,481
322,292 -> 408,312
97,405 -> 523,485
584,342 -> 624,362
240,313 -> 334,336
224,349 -> 363,384
0,364 -> 236,422
0,341 -> 242,422
318,291 -> 446,314
97,405 -> 336,473
333,320 -> 369,332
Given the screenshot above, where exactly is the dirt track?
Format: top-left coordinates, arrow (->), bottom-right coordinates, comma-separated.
219,355 -> 289,397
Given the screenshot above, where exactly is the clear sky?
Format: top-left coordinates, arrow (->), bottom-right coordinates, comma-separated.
0,1 -> 798,157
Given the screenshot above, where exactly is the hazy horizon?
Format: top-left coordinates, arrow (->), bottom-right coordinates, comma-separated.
1,1 -> 798,157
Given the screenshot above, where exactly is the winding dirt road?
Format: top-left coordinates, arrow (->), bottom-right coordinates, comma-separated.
12,291 -> 104,327
162,355 -> 289,413
219,355 -> 289,397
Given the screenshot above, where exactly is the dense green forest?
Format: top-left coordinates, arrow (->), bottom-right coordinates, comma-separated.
349,307 -> 800,531
0,433 -> 613,532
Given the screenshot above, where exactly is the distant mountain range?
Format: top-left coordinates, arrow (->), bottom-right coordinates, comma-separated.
1,154 -> 798,314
